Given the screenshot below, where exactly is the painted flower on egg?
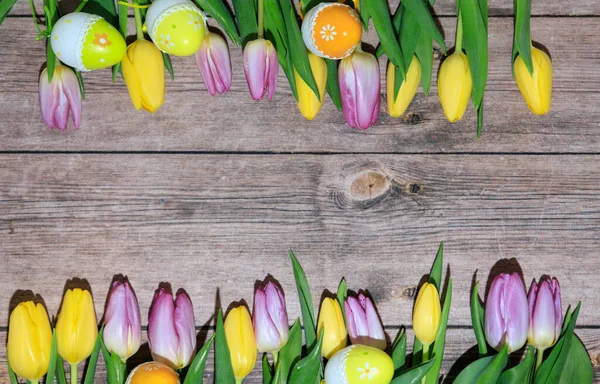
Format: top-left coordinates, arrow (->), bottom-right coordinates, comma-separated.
301,3 -> 362,60
50,12 -> 126,71
145,0 -> 206,56
324,345 -> 394,384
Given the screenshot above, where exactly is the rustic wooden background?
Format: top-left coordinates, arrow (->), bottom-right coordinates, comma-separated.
1,0 -> 599,381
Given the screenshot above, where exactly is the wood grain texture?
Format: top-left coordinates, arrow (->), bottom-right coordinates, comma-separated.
1,328 -> 598,382
1,154 -> 599,327
0,18 -> 599,153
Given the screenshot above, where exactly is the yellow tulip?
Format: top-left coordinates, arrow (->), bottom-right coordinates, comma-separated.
317,297 -> 347,359
514,47 -> 552,115
224,306 -> 257,381
437,51 -> 472,122
56,288 -> 98,365
387,56 -> 421,117
295,51 -> 327,120
122,39 -> 165,113
412,283 -> 441,346
7,302 -> 52,382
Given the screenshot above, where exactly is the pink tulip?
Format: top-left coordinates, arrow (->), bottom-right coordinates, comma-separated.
103,281 -> 142,362
484,273 -> 529,353
148,288 -> 196,369
528,277 -> 562,350
39,64 -> 82,130
338,51 -> 380,130
253,281 -> 289,353
194,32 -> 232,96
243,38 -> 278,101
344,293 -> 386,350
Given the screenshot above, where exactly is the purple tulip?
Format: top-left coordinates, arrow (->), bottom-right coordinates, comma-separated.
194,32 -> 232,96
528,277 -> 562,350
148,288 -> 196,369
243,38 -> 278,101
338,51 -> 380,130
39,64 -> 82,130
253,281 -> 289,353
484,273 -> 529,353
103,281 -> 142,362
344,293 -> 386,350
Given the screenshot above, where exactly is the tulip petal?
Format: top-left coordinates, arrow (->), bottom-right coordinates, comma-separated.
484,274 -> 507,350
504,273 -> 528,352
56,289 -> 98,365
60,66 -> 82,128
244,39 -> 268,101
174,293 -> 196,368
361,294 -> 386,349
104,283 -> 130,359
39,68 -> 60,129
225,306 -> 257,380
133,40 -> 165,113
551,278 -> 562,337
122,47 -> 143,111
265,41 -> 278,101
148,289 -> 179,368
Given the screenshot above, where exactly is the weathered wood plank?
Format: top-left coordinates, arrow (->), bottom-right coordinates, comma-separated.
1,154 -> 599,326
1,328 -> 598,382
0,18 -> 599,153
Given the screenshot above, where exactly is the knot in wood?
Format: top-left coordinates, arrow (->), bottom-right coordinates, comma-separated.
349,171 -> 390,201
403,113 -> 421,125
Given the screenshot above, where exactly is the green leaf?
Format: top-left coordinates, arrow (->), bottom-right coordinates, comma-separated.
336,278 -> 347,327
75,69 -> 86,99
0,0 -> 19,24
82,0 -> 118,27
424,279 -> 452,384
470,281 -> 488,356
513,0 -> 532,74
46,329 -> 59,384
56,355 -> 67,384
475,344 -> 508,384
263,354 -> 274,384
390,359 -> 435,384
477,97 -> 484,137
358,0 -> 370,29
45,16 -> 56,81
277,319 -> 303,384
402,0 -> 446,55
289,251 -> 317,349
453,355 -> 494,383
414,29 -> 433,96
365,0 -> 405,76
99,328 -> 119,384
289,328 -> 324,384
412,336 -> 424,367
83,331 -> 102,384
460,0 -> 488,108
498,345 -> 534,384
232,0 -> 257,45
6,350 -> 18,384
215,309 -> 236,384
325,59 -> 342,111
558,333 -> 594,384
391,329 -> 407,370
279,0 -> 320,100
112,63 -> 122,83
163,53 -> 175,81
300,0 -> 320,15
184,334 -> 215,384
194,0 -> 241,44
375,2 -> 401,59
428,242 -> 443,292
398,4 -> 419,74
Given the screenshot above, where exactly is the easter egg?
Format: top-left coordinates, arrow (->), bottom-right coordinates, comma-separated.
301,3 -> 362,60
125,362 -> 179,384
324,345 -> 394,384
50,12 -> 126,71
145,0 -> 206,56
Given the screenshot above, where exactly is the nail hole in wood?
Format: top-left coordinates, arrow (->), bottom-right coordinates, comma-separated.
407,183 -> 422,194
403,286 -> 417,299
403,113 -> 421,125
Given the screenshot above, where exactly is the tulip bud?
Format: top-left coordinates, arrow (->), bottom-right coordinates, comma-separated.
122,39 -> 165,112
484,273 -> 529,353
387,56 -> 421,117
224,305 -> 257,381
514,47 -> 552,115
103,281 -> 142,362
437,51 -> 472,122
295,51 -> 327,120
39,64 -> 82,130
56,288 -> 98,365
243,38 -> 278,101
148,289 -> 196,369
317,297 -> 347,359
528,277 -> 562,350
338,50 -> 380,130
412,283 -> 441,346
253,281 -> 289,353
7,302 -> 53,381
195,32 -> 232,96
344,293 -> 386,350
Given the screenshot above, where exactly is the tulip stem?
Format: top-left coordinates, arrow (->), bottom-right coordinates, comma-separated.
133,3 -> 144,40
421,344 -> 430,384
455,7 -> 463,52
235,379 -> 243,384
272,351 -> 279,365
257,0 -> 264,38
70,363 -> 78,384
30,381 -> 39,384
535,348 -> 545,371
74,0 -> 89,12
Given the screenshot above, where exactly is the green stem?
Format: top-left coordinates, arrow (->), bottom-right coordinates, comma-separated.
257,0 -> 264,38
421,343 -> 430,384
535,348 -> 545,371
29,0 -> 43,34
73,0 -> 89,13
30,381 -> 39,384
235,379 -> 243,384
70,363 -> 78,384
455,7 -> 463,52
133,5 -> 144,40
272,350 -> 279,365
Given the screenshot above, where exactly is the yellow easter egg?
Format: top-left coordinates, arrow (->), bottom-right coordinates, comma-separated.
125,362 -> 179,384
50,12 -> 126,71
146,0 -> 206,56
324,345 -> 394,384
301,3 -> 362,60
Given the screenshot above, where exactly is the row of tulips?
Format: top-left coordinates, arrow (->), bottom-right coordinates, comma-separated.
7,245 -> 593,384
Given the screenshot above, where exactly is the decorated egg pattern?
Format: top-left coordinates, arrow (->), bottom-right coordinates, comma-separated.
50,12 -> 126,71
145,0 -> 206,56
324,345 -> 394,384
125,362 -> 180,384
301,3 -> 362,60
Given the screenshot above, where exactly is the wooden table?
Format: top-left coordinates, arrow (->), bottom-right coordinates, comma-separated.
1,0 -> 599,381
